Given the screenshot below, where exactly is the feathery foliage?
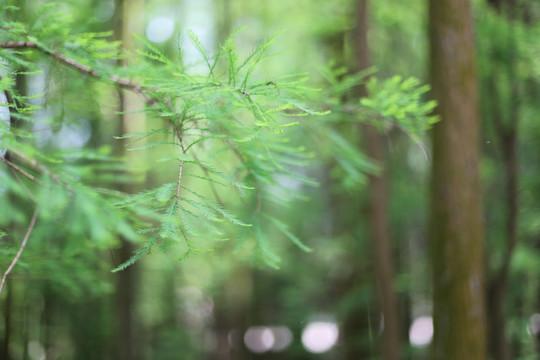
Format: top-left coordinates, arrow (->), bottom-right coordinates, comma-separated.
0,4 -> 437,277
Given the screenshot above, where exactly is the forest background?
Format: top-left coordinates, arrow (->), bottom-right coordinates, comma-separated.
1,0 -> 540,359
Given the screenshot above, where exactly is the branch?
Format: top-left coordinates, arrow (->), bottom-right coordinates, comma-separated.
9,149 -> 60,184
0,41 -> 157,106
2,37 -> 195,213
0,207 -> 39,295
0,156 -> 44,186
8,166 -> 37,202
175,157 -> 185,205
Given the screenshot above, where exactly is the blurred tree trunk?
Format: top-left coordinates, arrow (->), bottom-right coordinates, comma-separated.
208,267 -> 252,360
1,24 -> 29,357
1,280 -> 12,360
352,1 -> 401,359
112,0 -> 145,358
484,2 -> 523,360
325,26 -> 372,360
428,0 -> 487,359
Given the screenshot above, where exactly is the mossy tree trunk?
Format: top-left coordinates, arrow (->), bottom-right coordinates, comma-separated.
428,0 -> 487,359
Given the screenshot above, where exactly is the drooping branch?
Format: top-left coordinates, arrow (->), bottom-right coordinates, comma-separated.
0,207 -> 39,295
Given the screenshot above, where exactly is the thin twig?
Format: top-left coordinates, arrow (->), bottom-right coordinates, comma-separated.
9,167 -> 37,202
0,156 -> 44,185
175,157 -> 185,204
0,207 -> 39,295
393,122 -> 429,160
9,149 -> 60,183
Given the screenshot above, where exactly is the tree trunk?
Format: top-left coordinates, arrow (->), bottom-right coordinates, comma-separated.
112,0 -> 145,358
1,280 -> 12,360
353,1 -> 401,359
483,3 -> 523,359
428,0 -> 487,359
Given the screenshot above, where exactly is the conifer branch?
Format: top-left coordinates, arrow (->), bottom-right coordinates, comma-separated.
2,38 -> 191,201
0,207 -> 39,295
0,40 -> 156,106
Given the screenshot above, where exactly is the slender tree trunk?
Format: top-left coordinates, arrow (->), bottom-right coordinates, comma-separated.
484,3 -> 522,359
428,0 -> 487,359
112,0 -> 145,358
486,72 -> 518,360
353,1 -> 401,359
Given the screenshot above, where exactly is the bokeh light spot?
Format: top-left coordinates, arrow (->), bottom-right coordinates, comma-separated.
146,17 -> 175,43
301,321 -> 339,353
409,316 -> 433,347
244,326 -> 275,353
527,313 -> 540,335
269,326 -> 293,352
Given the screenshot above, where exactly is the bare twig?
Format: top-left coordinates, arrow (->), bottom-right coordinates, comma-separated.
0,207 -> 39,295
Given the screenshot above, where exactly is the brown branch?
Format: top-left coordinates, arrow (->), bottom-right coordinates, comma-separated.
0,156 -> 44,185
160,98 -> 188,206
1,36 -> 238,214
0,41 -> 157,106
9,149 -> 60,184
0,207 -> 39,295
1,148 -> 67,189
2,37 -> 195,212
9,167 -> 37,202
